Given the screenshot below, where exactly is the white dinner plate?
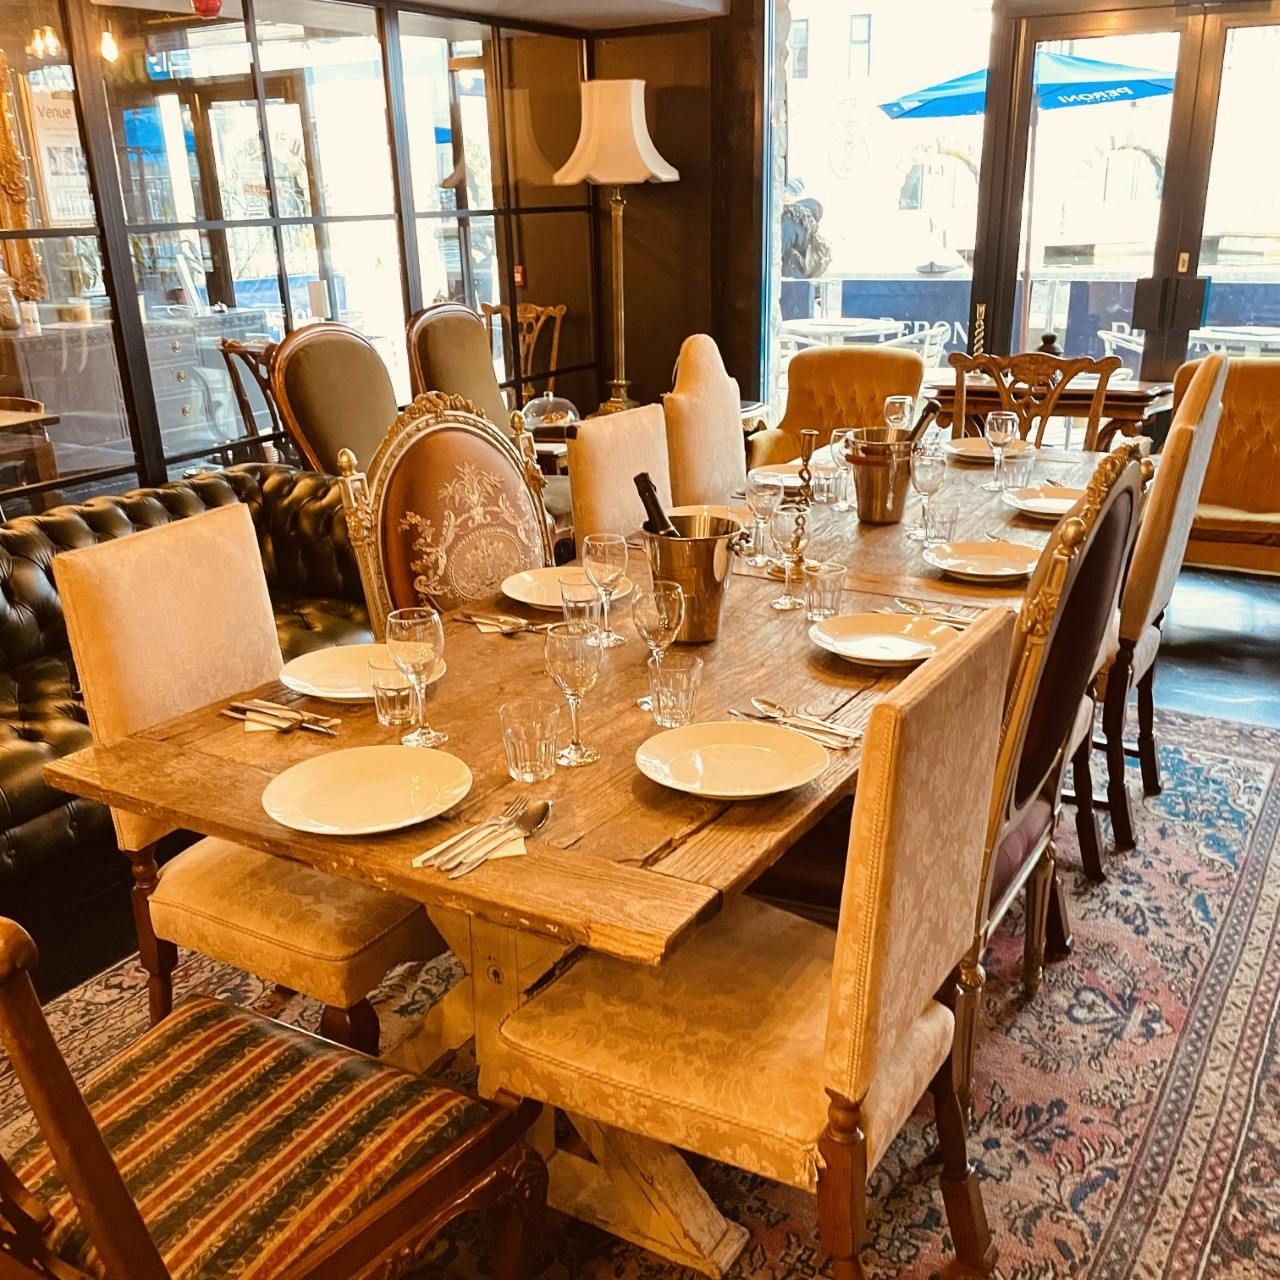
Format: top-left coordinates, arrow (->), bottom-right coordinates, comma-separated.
501,566 -> 634,612
280,642 -> 444,702
942,437 -> 1032,465
809,613 -> 960,668
923,539 -> 1040,582
635,720 -> 828,800
1001,485 -> 1084,520
747,461 -> 806,489
262,745 -> 472,836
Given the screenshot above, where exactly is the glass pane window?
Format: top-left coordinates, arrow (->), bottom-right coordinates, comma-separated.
0,0 -> 96,231
789,20 -> 809,80
849,15 -> 872,79
501,32 -> 585,209
254,0 -> 394,219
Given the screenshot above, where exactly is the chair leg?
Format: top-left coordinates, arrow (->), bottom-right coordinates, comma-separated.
126,845 -> 176,1025
491,1145 -> 548,1280
1045,857 -> 1073,964
953,951 -> 985,1124
1022,845 -> 1053,999
1071,736 -> 1106,881
1101,662 -> 1137,854
319,998 -> 380,1056
817,1095 -> 869,1280
1136,663 -> 1161,797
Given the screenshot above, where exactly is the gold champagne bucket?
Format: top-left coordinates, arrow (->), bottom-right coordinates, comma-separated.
844,427 -> 915,524
642,513 -> 747,643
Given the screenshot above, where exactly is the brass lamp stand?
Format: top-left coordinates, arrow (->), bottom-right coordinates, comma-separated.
600,185 -> 638,415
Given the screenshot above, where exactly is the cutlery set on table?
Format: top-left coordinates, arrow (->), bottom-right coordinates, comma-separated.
413,798 -> 553,879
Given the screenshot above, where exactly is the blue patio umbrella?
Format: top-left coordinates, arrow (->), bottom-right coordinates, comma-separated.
880,51 -> 1175,347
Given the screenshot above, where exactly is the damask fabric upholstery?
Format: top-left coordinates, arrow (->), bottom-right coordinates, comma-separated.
151,839 -> 438,1007
1176,356 -> 1280,573
1119,356 -> 1226,643
277,328 -> 399,474
663,335 -> 749,505
567,404 -> 672,549
989,797 -> 1053,906
9,998 -> 491,1278
54,506 -> 284,852
492,895 -> 952,1187
379,424 -> 549,612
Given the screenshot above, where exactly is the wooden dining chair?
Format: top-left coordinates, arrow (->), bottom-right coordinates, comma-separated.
53,504 -> 443,1054
1075,355 -> 1228,856
487,609 -> 1014,1280
0,917 -> 546,1280
947,350 -> 1124,448
567,403 -> 672,552
220,338 -> 280,458
339,392 -> 554,631
270,322 -> 399,473
481,301 -> 567,398
747,344 -> 925,469
662,334 -> 749,506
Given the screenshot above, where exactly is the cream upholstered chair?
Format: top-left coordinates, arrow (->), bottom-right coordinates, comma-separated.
489,609 -> 1014,1279
567,404 -> 672,551
747,345 -> 925,469
53,505 -> 441,1054
662,334 -> 749,506
339,392 -> 553,633
269,322 -> 399,473
1177,355 -> 1280,574
1074,355 -> 1227,856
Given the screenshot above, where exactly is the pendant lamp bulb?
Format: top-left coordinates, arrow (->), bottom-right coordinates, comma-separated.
100,22 -> 119,63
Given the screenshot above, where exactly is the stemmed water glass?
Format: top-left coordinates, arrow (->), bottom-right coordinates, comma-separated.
884,396 -> 914,433
984,410 -> 1019,492
386,607 -> 447,748
745,474 -> 785,567
632,580 -> 685,711
770,503 -> 810,611
583,533 -> 629,648
829,428 -> 853,512
907,446 -> 946,543
544,621 -> 602,767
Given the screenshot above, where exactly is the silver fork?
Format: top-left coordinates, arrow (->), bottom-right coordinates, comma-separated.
413,798 -> 527,869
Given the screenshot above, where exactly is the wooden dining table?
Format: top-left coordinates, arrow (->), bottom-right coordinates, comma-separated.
44,446 -> 1102,1276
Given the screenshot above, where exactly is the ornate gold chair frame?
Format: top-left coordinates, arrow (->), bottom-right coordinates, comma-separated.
339,392 -> 553,639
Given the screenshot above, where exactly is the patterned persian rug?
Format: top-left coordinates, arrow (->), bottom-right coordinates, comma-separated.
2,709 -> 1278,1279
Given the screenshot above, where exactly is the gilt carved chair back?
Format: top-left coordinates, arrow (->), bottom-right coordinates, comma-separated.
482,302 -> 566,397
948,351 -> 1124,448
339,393 -> 553,635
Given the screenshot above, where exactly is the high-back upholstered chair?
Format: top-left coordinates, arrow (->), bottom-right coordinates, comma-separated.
747,345 -> 925,469
1077,356 -> 1227,856
953,445 -> 1146,1116
269,322 -> 399,473
662,334 -> 749,506
0,917 -> 546,1280
948,350 -> 1124,448
487,610 -> 1013,1280
53,505 -> 440,1054
339,393 -> 553,634
567,403 -> 672,551
1176,355 -> 1280,574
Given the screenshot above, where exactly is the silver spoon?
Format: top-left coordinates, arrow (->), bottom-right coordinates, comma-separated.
449,800 -> 552,879
750,698 -> 861,741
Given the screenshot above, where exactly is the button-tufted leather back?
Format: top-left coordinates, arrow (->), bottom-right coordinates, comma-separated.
0,464 -> 362,672
1173,356 -> 1280,515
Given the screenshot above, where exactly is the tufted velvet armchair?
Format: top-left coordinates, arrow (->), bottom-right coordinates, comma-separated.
0,464 -> 371,996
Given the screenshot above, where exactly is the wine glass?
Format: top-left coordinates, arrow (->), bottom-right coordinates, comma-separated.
544,621 -> 602,767
908,446 -> 946,543
770,503 -> 810,611
632,581 -> 685,711
745,474 -> 785,567
829,428 -> 854,512
984,410 -> 1019,492
582,533 -> 629,648
884,396 -> 914,433
385,607 -> 446,748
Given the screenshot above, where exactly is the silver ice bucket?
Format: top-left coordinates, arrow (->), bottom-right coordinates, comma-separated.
641,513 -> 748,643
844,427 -> 914,524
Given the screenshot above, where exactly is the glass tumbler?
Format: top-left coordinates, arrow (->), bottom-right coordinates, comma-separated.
370,656 -> 416,728
559,571 -> 602,628
803,561 -> 846,621
647,653 -> 703,729
1001,450 -> 1035,492
926,494 -> 962,547
499,698 -> 560,783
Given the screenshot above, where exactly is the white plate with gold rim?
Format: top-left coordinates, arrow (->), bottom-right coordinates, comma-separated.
635,720 -> 828,800
1001,485 -> 1084,520
923,539 -> 1040,582
262,745 -> 472,836
942,437 -> 1032,465
809,614 -> 959,668
501,566 -> 635,612
280,643 -> 444,702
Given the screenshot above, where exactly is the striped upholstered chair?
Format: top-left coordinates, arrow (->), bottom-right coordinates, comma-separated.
0,917 -> 546,1280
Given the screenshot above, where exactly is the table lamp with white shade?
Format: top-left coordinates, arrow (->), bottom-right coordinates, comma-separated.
554,79 -> 679,416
